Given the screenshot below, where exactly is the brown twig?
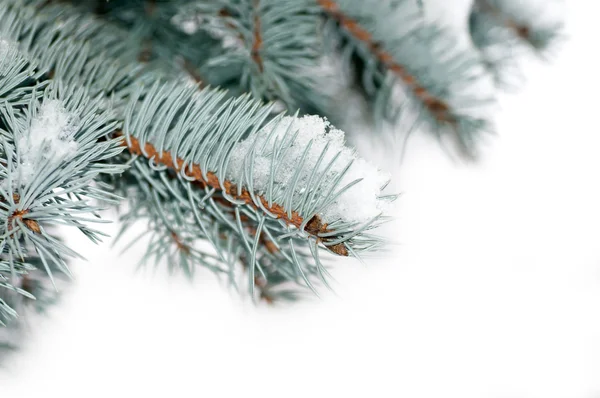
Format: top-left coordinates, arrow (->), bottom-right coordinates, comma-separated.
317,0 -> 454,123
121,134 -> 348,256
251,0 -> 264,72
247,227 -> 279,254
170,231 -> 191,255
3,193 -> 41,234
182,58 -> 206,88
7,209 -> 41,234
254,275 -> 274,304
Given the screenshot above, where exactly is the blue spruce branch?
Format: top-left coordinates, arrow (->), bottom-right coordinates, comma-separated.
318,0 -> 496,155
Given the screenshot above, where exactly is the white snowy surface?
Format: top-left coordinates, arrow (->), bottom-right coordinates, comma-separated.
227,115 -> 391,224
2,1 -> 600,398
15,100 -> 79,187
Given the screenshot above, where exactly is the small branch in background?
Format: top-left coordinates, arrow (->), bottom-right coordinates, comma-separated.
317,0 -> 455,126
476,0 -> 535,45
137,0 -> 158,62
251,0 -> 264,73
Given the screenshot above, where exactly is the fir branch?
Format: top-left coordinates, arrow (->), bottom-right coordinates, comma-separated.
113,80 -> 393,297
0,0 -> 132,322
318,0 -> 453,124
0,88 -> 126,283
118,151 -> 313,298
319,0 -> 496,154
121,134 -> 348,256
187,0 -> 323,109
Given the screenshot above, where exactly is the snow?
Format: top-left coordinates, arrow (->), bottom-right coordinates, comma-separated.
173,14 -> 242,50
197,17 -> 242,50
227,115 -> 392,224
15,100 -> 79,187
0,38 -> 10,56
0,38 -> 15,65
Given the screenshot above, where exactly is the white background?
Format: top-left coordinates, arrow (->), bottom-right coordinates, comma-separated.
2,0 -> 600,397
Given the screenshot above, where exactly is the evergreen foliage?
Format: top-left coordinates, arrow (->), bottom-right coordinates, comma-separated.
0,0 -> 563,354
469,0 -> 564,89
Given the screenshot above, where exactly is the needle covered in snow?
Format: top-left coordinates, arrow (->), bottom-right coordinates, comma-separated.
123,83 -> 394,263
15,100 -> 79,187
227,115 -> 392,225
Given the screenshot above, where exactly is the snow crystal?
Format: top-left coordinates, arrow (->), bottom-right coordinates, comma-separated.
227,115 -> 391,224
16,100 -> 79,187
